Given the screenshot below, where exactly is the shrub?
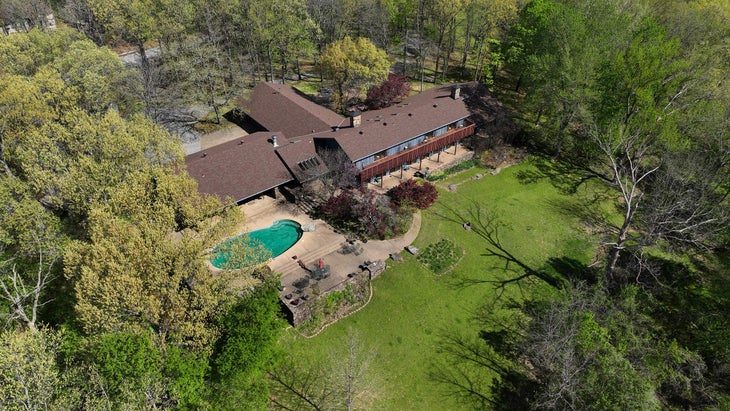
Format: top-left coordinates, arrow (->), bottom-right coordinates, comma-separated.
387,179 -> 439,210
426,158 -> 479,181
318,188 -> 409,240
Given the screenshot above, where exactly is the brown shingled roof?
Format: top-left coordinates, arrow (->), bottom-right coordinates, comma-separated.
313,84 -> 472,161
185,132 -> 294,203
249,82 -> 345,138
274,137 -> 329,182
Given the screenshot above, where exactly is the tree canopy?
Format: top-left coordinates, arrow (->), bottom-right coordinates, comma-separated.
318,36 -> 390,112
0,0 -> 728,408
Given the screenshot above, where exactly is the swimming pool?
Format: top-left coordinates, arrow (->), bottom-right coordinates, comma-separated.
211,219 -> 303,269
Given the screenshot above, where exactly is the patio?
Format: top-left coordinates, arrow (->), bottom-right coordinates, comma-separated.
365,142 -> 474,191
239,198 -> 422,323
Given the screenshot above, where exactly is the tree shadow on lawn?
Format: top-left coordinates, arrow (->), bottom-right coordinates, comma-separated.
542,195 -> 618,238
431,199 -> 602,298
515,155 -> 611,195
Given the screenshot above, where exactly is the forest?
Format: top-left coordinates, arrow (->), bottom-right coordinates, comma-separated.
0,0 -> 728,409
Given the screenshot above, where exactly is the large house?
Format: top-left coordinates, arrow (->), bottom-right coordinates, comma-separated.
186,81 -> 495,204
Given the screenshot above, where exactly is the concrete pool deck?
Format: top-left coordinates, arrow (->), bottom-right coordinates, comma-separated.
238,197 -> 422,297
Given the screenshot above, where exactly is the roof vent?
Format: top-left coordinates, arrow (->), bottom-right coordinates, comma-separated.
408,113 -> 413,116
201,152 -> 207,158
272,134 -> 279,147
238,140 -> 244,145
359,130 -> 364,135
383,122 -> 387,126
433,104 -> 438,108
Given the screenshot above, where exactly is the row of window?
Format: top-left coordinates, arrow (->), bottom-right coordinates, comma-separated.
355,119 -> 466,170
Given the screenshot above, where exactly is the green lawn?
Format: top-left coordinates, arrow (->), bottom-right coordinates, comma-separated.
278,158 -> 601,409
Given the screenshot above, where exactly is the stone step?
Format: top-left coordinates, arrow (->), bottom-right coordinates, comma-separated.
296,197 -> 321,214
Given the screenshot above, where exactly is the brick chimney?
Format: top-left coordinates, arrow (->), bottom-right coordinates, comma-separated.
350,110 -> 362,128
451,84 -> 461,100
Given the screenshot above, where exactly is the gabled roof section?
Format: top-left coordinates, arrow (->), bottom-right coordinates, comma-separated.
312,84 -> 473,162
249,82 -> 346,138
185,132 -> 294,203
274,136 -> 329,182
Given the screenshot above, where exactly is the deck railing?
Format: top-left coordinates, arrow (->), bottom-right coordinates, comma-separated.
359,121 -> 475,182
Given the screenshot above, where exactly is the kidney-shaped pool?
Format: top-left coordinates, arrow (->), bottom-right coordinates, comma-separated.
211,219 -> 303,269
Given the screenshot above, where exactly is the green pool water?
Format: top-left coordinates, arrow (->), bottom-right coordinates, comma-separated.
211,219 -> 303,269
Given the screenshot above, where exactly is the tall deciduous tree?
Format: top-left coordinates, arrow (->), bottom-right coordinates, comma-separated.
589,17 -> 690,280
52,39 -> 142,114
245,0 -> 317,83
462,0 -> 517,83
504,1 -> 728,281
0,327 -> 61,410
436,283 -> 714,409
425,0 -> 464,82
0,179 -> 62,332
86,0 -> 162,114
318,36 -> 390,112
270,328 -> 378,410
64,168 -> 244,353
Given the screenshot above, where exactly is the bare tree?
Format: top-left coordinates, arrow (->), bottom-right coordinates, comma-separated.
60,0 -> 106,45
589,127 -> 661,280
0,241 -> 58,333
316,148 -> 358,195
639,150 -> 728,250
269,357 -> 339,411
0,0 -> 51,32
331,328 -> 376,411
269,328 -> 378,410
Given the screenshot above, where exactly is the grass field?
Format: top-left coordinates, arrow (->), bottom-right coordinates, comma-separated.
278,158 -> 603,409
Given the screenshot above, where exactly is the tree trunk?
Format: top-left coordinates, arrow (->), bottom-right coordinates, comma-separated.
443,25 -> 457,81
461,19 -> 472,68
213,103 -> 222,125
473,37 -> 485,82
605,215 -> 631,280
267,42 -> 275,82
402,27 -> 408,74
295,57 -> 302,80
434,31 -> 445,83
137,41 -> 157,118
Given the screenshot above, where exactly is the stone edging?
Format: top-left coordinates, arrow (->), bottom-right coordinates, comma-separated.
296,280 -> 374,339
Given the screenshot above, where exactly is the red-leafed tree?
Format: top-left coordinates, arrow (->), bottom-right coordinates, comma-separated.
318,188 -> 408,240
365,73 -> 411,110
387,179 -> 439,210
